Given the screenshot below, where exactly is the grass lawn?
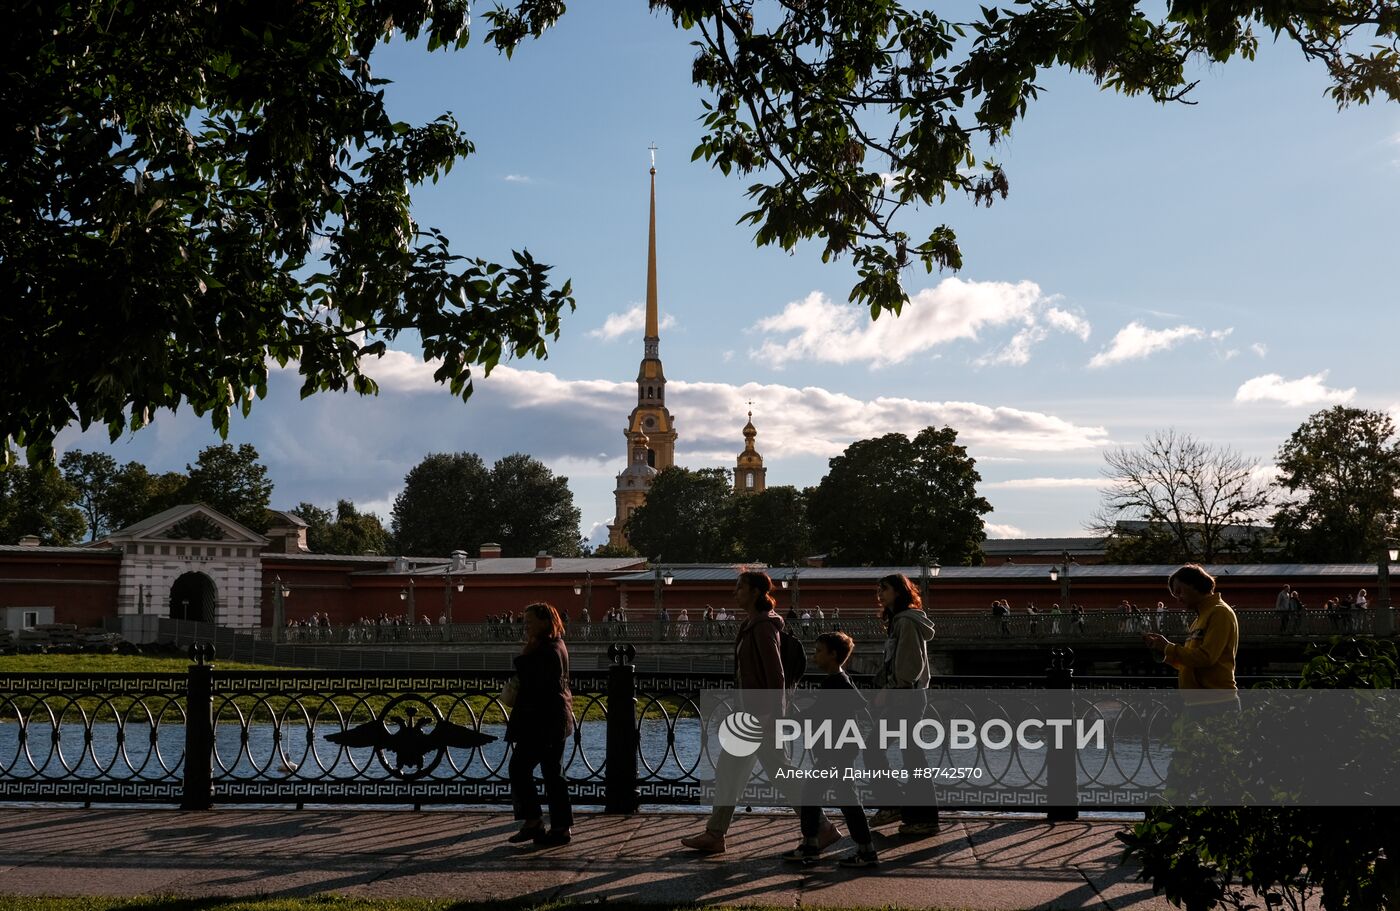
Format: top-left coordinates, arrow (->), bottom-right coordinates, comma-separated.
0,654 -> 282,674
0,655 -> 694,723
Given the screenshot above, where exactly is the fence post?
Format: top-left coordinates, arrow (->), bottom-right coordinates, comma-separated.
605,643 -> 639,814
1045,646 -> 1078,822
181,642 -> 216,810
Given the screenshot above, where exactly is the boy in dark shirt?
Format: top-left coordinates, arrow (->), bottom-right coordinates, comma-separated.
782,632 -> 879,869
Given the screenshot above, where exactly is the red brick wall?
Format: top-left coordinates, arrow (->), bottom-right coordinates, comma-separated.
0,551 -> 121,628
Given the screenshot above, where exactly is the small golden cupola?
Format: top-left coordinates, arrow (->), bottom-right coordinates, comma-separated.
734,407 -> 767,495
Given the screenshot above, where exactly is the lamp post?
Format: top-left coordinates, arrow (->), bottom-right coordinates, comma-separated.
918,550 -> 941,606
272,575 -> 290,641
444,572 -> 462,625
653,559 -> 673,639
398,578 -> 416,622
1049,549 -> 1071,607
781,565 -> 800,613
573,570 -> 593,621
1378,541 -> 1398,637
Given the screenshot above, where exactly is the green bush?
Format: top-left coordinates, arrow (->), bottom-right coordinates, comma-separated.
1118,639 -> 1400,910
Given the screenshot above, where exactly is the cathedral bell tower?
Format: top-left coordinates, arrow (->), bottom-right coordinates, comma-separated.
734,408 -> 767,495
609,150 -> 677,549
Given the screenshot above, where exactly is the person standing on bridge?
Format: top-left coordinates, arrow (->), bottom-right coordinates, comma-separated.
506,602 -> 574,847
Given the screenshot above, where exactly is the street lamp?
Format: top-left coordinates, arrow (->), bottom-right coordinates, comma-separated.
1378,542 -> 1397,637
918,559 -> 940,610
443,572 -> 462,625
653,559 -> 673,637
781,565 -> 801,612
272,575 -> 290,641
573,570 -> 593,621
918,550 -> 940,605
1049,549 -> 1071,607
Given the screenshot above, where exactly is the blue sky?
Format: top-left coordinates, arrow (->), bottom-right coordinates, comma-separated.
58,5 -> 1400,546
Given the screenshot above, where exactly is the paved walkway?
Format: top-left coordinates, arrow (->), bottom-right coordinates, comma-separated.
0,809 -> 1174,909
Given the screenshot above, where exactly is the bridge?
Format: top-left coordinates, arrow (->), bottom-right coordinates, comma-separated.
259,608 -> 1392,676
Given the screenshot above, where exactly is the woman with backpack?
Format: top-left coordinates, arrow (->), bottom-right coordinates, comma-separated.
865,573 -> 940,838
681,570 -> 836,854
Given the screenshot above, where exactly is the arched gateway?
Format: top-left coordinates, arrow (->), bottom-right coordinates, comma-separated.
169,572 -> 218,623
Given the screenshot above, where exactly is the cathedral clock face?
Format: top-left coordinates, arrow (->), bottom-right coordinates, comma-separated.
645,417 -> 655,428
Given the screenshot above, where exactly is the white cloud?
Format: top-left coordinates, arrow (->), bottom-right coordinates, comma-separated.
1088,321 -> 1231,368
366,355 -> 1111,457
1234,371 -> 1357,407
587,304 -> 678,341
982,477 -> 1103,490
1251,343 -> 1269,358
984,523 -> 1027,539
751,278 -> 1089,368
503,174 -> 533,183
976,325 -> 1046,367
1044,307 -> 1091,341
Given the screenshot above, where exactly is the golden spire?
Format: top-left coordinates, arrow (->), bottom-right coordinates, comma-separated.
645,143 -> 659,341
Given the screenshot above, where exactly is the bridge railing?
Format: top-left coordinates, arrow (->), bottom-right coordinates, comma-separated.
263,607 -> 1394,645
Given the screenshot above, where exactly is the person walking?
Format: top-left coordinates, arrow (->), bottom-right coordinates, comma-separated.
681,571 -> 837,854
782,631 -> 880,870
505,602 -> 574,847
866,573 -> 939,837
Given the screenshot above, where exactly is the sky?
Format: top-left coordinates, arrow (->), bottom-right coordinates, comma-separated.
56,5 -> 1400,547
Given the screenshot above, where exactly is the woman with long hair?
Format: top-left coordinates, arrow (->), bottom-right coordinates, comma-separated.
866,573 -> 940,837
680,570 -> 837,855
505,601 -> 574,846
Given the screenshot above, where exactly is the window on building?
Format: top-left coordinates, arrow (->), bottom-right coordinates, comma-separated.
746,471 -> 755,488
22,612 -> 38,630
143,545 -> 154,555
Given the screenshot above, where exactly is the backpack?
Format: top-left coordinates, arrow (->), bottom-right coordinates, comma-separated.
742,617 -> 807,687
776,626 -> 807,686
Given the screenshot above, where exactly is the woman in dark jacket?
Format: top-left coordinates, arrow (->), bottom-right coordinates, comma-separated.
506,601 -> 574,846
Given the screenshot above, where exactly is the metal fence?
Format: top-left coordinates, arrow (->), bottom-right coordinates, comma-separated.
0,642 -> 1301,816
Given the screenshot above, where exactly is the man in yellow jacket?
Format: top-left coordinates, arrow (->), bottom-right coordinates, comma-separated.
1143,564 -> 1241,802
1142,563 -> 1238,696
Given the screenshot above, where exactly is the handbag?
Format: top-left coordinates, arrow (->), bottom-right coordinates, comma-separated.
500,675 -> 520,708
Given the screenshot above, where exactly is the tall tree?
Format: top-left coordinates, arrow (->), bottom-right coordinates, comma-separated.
0,453 -> 85,545
807,427 -> 991,566
1093,429 -> 1273,563
489,453 -> 582,558
59,450 -> 118,541
1272,406 -> 1400,562
186,443 -> 274,533
297,499 -> 390,555
730,486 -> 812,566
625,468 -> 737,564
103,462 -> 189,531
391,453 -> 493,556
4,1 -> 572,467
9,2 -> 1396,464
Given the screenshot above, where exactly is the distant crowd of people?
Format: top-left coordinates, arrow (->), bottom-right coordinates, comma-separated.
1272,584 -> 1373,633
